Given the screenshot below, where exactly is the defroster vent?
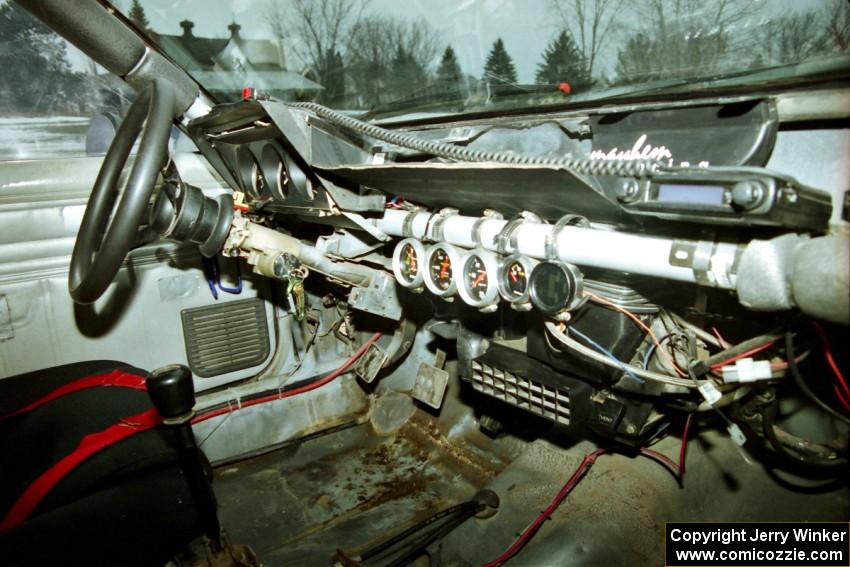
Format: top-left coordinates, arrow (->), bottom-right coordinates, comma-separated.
181,298 -> 270,378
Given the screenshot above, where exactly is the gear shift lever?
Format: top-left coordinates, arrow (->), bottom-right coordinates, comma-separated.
147,364 -> 222,549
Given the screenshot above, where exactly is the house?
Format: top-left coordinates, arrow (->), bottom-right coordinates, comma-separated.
151,20 -> 322,101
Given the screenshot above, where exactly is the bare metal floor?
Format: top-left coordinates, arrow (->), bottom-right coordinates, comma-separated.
214,420 -> 496,566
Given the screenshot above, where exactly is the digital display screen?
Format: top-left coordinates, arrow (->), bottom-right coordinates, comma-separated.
656,184 -> 726,206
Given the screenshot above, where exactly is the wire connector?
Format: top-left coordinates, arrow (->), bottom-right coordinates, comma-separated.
721,358 -> 772,383
727,423 -> 747,446
698,381 -> 722,405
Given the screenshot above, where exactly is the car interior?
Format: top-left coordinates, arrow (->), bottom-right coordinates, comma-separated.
0,1 -> 847,566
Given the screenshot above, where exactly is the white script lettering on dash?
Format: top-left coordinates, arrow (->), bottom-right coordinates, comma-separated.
589,134 -> 673,161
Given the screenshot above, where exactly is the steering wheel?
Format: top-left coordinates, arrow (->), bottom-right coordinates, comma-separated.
69,79 -> 178,304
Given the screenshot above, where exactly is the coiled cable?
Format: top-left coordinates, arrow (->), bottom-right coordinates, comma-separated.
291,102 -> 660,177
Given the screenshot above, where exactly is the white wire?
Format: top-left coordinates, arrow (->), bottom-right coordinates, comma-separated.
543,320 -> 702,389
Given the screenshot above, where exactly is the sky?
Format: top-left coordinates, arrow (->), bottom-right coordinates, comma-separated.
100,0 -> 827,84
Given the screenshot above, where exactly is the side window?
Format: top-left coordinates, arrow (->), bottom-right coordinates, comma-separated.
0,2 -> 134,161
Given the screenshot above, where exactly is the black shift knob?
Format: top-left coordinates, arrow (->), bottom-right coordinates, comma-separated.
147,364 -> 196,420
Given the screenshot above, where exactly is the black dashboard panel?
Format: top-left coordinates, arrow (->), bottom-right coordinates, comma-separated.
321,163 -> 632,226
589,99 -> 779,168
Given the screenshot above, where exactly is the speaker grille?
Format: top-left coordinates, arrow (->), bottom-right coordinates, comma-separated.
181,299 -> 270,378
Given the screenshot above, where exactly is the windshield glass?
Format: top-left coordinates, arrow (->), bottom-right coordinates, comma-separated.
119,0 -> 849,120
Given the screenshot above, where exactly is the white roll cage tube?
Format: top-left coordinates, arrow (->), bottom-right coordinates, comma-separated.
374,210 -> 742,290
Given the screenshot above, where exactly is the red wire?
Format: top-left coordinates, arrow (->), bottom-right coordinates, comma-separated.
481,449 -> 607,567
811,322 -> 850,401
482,420 -> 696,567
709,339 -> 777,370
192,332 -> 383,424
711,326 -> 731,349
638,448 -> 680,476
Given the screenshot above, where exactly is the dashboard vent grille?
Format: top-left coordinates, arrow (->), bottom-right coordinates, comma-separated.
181,299 -> 270,378
470,361 -> 571,426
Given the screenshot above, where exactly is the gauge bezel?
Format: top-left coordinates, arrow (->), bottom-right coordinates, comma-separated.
457,248 -> 501,309
391,238 -> 427,289
423,242 -> 463,297
236,146 -> 265,199
528,261 -> 585,316
497,254 -> 538,305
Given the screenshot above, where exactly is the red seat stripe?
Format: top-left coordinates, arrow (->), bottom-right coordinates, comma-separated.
0,369 -> 147,422
0,408 -> 161,530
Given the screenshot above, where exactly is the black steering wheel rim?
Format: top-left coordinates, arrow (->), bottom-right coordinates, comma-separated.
69,79 -> 178,304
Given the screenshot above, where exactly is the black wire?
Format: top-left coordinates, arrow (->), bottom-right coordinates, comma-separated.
762,400 -> 847,469
785,332 -> 850,424
359,501 -> 481,562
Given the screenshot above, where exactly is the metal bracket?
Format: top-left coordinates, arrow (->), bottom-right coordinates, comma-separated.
348,273 -> 403,321
411,349 -> 449,409
354,342 -> 388,383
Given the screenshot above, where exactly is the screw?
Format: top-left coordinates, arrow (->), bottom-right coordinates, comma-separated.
617,179 -> 640,203
625,424 -> 637,434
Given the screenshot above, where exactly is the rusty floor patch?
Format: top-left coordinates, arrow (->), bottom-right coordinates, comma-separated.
214,421 -> 497,566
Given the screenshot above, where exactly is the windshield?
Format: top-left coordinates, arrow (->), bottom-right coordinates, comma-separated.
119,0 -> 849,120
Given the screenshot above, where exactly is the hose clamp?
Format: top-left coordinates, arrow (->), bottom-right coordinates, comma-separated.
545,214 -> 590,260
496,211 -> 542,256
428,207 -> 459,242
402,210 -> 420,238
472,209 -> 504,248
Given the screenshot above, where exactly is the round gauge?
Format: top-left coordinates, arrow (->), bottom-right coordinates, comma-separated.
528,261 -> 585,316
498,255 -> 538,306
260,144 -> 289,200
457,249 -> 500,309
236,146 -> 265,200
423,243 -> 463,298
392,238 -> 426,289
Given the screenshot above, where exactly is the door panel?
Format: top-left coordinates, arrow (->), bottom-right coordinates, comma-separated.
0,154 -> 276,391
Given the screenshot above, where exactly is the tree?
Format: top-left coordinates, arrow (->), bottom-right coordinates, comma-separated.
323,49 -> 345,103
535,30 -> 590,88
387,46 -> 426,100
613,0 -> 761,85
437,46 -> 462,83
128,0 -> 150,32
0,2 -> 87,114
262,0 -> 369,104
483,38 -> 517,86
825,0 -> 850,52
346,15 -> 439,107
549,0 -> 618,80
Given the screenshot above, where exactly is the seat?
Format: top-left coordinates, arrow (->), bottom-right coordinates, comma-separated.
0,361 -> 204,566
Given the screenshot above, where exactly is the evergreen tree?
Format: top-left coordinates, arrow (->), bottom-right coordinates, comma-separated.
436,46 -> 462,83
535,30 -> 590,89
128,0 -> 150,32
389,45 -> 425,100
322,49 -> 346,104
483,38 -> 517,86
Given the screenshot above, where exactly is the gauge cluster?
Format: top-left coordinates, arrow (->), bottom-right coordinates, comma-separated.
391,239 -> 580,315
